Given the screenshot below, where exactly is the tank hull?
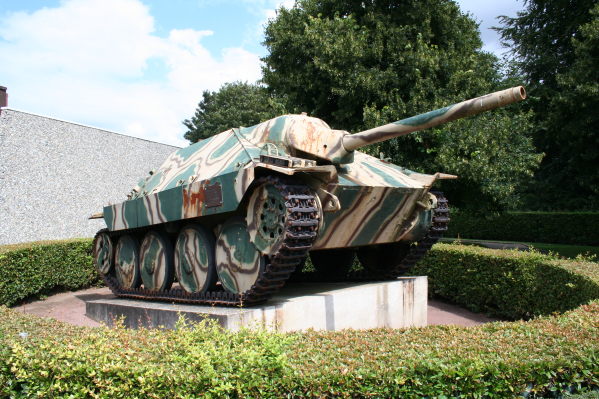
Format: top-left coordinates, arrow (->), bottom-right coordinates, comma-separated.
95,115 -> 447,306
103,116 -> 438,249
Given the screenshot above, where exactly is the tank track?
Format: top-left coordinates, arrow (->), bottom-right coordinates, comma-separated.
95,177 -> 319,306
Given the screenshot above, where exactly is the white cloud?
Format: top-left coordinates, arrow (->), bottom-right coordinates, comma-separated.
455,0 -> 524,57
264,0 -> 295,20
0,0 -> 263,146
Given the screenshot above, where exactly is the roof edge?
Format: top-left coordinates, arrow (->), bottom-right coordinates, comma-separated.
0,107 -> 182,149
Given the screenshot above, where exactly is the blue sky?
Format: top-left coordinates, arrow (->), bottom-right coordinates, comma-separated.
0,0 -> 522,146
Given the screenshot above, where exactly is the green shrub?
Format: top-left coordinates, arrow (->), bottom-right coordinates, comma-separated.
413,243 -> 599,319
0,302 -> 597,397
0,239 -> 99,307
565,392 -> 599,399
446,211 -> 599,246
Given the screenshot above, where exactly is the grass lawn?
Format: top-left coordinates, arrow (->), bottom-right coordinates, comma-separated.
443,237 -> 599,260
527,242 -> 599,259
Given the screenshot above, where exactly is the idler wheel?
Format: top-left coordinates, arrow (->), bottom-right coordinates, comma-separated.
115,235 -> 142,289
215,216 -> 266,294
93,231 -> 113,275
310,248 -> 355,281
174,224 -> 217,293
246,182 -> 288,255
357,242 -> 411,274
139,231 -> 174,291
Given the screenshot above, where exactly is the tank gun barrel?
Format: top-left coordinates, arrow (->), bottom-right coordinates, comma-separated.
342,86 -> 526,152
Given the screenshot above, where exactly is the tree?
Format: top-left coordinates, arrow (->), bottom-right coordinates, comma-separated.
263,0 -> 541,212
497,0 -> 598,210
183,82 -> 286,143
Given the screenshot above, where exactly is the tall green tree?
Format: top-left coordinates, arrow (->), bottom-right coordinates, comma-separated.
497,0 -> 598,210
263,0 -> 541,212
183,82 -> 286,143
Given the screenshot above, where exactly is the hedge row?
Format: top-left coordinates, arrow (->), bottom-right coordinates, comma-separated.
413,243 -> 599,319
0,239 -> 99,307
446,211 -> 599,246
0,302 -> 597,398
3,238 -> 598,320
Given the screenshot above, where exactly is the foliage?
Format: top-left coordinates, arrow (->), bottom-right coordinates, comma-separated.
0,239 -> 99,307
447,211 -> 599,246
526,243 -> 599,260
445,238 -> 599,260
0,302 -> 598,397
183,81 -> 286,143
0,315 -> 292,398
0,239 -> 89,255
1,238 -> 598,396
565,392 -> 599,399
263,0 -> 541,212
497,0 -> 599,210
413,243 -> 599,319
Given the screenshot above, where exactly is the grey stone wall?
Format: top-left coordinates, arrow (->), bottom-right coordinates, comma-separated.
0,108 -> 180,245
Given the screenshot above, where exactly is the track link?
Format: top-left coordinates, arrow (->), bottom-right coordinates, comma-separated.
95,177 -> 319,306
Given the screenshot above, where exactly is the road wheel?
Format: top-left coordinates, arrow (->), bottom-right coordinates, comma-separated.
139,231 -> 174,291
115,235 -> 141,289
174,224 -> 217,293
215,216 -> 266,294
93,231 -> 113,275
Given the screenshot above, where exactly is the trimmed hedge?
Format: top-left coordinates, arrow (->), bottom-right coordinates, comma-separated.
0,239 -> 100,307
0,302 -> 597,397
413,243 -> 599,319
446,211 -> 599,246
2,237 -> 597,320
0,239 -> 598,396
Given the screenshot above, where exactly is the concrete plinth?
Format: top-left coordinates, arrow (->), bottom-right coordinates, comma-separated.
85,277 -> 427,332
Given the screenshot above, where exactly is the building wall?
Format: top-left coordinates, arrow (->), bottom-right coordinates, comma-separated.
0,108 -> 180,245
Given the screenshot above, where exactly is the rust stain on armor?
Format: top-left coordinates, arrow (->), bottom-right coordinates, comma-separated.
183,181 -> 207,218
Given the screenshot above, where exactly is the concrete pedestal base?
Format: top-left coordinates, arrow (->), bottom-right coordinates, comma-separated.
85,277 -> 427,332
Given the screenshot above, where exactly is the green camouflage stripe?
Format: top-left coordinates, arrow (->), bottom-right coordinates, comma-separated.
215,218 -> 264,294
115,235 -> 140,289
139,232 -> 172,291
174,225 -> 214,293
312,186 -> 428,249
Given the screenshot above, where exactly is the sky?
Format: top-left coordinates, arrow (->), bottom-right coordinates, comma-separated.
0,0 -> 523,146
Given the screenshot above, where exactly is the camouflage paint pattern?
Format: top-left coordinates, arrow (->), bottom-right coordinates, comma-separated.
115,235 -> 141,289
312,187 -> 427,249
103,129 -> 257,231
102,118 -> 436,249
246,183 -> 288,255
139,231 -> 173,291
215,217 -> 265,294
100,87 -> 525,253
343,86 -> 527,151
174,225 -> 216,293
93,232 -> 113,275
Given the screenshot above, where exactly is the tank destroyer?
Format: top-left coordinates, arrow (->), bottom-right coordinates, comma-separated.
91,86 -> 527,306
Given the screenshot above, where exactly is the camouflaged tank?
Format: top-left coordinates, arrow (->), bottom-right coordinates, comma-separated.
92,86 -> 526,306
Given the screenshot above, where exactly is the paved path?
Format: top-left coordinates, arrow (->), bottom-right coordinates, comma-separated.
428,299 -> 497,326
15,287 -> 106,327
15,286 -> 497,328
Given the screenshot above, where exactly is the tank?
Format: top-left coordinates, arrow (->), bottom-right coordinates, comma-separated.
92,86 -> 526,306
